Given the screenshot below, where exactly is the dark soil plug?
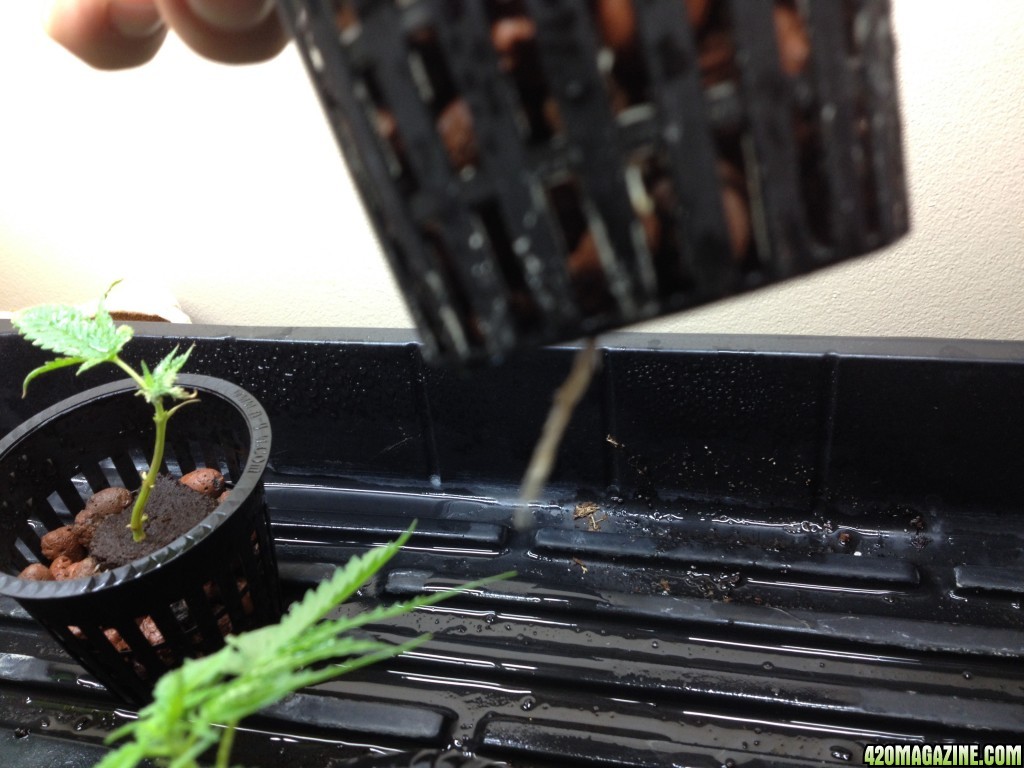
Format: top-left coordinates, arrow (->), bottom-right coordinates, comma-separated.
90,475 -> 217,569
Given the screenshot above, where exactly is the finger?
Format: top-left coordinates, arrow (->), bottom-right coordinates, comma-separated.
153,0 -> 288,64
46,0 -> 168,70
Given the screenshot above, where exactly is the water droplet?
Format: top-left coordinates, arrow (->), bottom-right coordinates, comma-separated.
651,640 -> 659,649
520,696 -> 536,711
73,715 -> 92,731
38,718 -> 49,729
962,671 -> 972,680
762,661 -> 774,671
484,613 -> 497,625
13,727 -> 28,739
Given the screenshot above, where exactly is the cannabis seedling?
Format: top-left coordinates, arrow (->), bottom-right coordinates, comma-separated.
12,282 -> 195,542
97,526 -> 511,768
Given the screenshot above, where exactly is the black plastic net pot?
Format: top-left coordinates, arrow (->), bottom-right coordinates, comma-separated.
0,374 -> 281,705
279,0 -> 908,365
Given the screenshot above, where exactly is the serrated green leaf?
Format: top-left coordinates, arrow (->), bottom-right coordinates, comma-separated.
21,356 -> 87,396
101,525 -> 512,768
138,345 -> 195,404
11,302 -> 132,363
225,527 -> 415,665
303,570 -> 514,642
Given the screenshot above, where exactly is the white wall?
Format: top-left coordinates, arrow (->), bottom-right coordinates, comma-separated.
1,1 -> 1022,339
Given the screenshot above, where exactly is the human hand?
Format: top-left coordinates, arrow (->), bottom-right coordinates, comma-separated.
45,0 -> 288,69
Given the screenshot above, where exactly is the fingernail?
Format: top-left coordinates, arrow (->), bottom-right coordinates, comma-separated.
109,0 -> 164,38
185,0 -> 276,32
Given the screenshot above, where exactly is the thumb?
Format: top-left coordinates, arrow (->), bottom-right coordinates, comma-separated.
153,0 -> 288,63
45,0 -> 168,70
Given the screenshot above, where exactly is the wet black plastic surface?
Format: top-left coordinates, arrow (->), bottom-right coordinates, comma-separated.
0,325 -> 1022,766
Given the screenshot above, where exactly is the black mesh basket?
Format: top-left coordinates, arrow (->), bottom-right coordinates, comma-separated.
0,375 -> 281,705
279,0 -> 908,364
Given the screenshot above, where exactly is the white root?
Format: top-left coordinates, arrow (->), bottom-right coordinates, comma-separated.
514,338 -> 600,530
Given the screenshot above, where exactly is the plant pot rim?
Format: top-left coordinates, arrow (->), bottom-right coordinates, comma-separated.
0,374 -> 271,600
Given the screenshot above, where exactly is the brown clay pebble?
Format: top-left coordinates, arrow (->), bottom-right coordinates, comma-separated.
491,16 -> 536,71
699,30 -> 737,86
596,0 -> 636,53
686,0 -> 712,30
217,613 -> 233,637
40,526 -> 86,563
50,556 -> 76,581
84,486 -> 133,519
179,468 -> 226,499
217,489 -> 231,504
721,184 -> 751,260
567,231 -> 618,315
73,508 -> 105,548
138,616 -> 166,646
375,108 -> 402,157
598,0 -> 710,51
335,2 -> 358,32
718,161 -> 751,259
773,4 -> 810,76
19,563 -> 54,581
640,211 -> 661,254
69,557 -> 100,580
568,230 -> 601,282
104,627 -> 129,653
437,99 -> 479,171
542,98 -> 564,135
72,520 -> 96,548
238,578 -> 254,614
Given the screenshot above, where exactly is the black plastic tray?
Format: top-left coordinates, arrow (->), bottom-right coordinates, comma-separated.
1,324 -> 1022,766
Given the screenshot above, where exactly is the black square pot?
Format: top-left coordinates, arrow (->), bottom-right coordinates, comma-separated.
279,0 -> 908,364
0,375 -> 281,705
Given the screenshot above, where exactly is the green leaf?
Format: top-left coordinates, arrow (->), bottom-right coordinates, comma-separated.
100,525 -> 513,768
138,345 -> 195,404
11,301 -> 132,363
21,356 -> 87,396
226,527 -> 416,664
93,742 -> 149,768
